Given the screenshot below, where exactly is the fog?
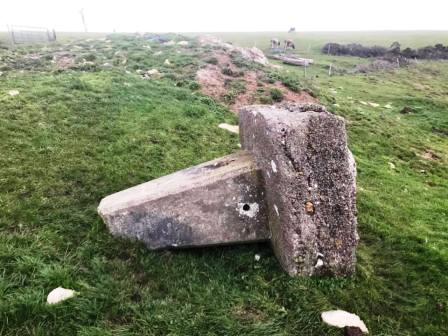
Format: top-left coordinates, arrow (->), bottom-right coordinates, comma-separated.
2,0 -> 448,32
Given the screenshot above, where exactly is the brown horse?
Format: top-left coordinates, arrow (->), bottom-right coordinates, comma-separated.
284,39 -> 295,50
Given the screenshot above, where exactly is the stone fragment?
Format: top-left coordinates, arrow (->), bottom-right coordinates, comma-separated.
218,123 -> 239,134
321,310 -> 368,333
8,90 -> 19,96
98,151 -> 269,249
142,69 -> 162,79
198,35 -> 268,65
47,287 -> 76,304
239,103 -> 358,276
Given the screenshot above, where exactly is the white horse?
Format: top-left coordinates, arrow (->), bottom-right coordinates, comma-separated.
270,38 -> 281,49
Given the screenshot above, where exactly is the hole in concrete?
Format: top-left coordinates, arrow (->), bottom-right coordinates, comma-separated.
243,203 -> 250,211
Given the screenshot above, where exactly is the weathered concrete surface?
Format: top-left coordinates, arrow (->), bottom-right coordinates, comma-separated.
98,151 -> 270,249
239,103 -> 358,276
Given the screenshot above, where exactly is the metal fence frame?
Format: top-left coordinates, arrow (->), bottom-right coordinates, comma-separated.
8,25 -> 56,44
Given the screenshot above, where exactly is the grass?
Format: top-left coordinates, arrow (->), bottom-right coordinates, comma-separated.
0,32 -> 447,335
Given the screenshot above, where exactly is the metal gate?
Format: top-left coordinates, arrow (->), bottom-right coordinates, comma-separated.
8,25 -> 56,44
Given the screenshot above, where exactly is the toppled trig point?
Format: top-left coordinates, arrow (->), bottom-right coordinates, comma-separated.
98,151 -> 269,249
98,103 -> 358,276
239,103 -> 358,276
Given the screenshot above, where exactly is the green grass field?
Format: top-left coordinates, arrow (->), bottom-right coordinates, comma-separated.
0,32 -> 447,335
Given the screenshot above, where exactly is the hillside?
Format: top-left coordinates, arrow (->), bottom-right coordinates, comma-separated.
0,32 -> 447,335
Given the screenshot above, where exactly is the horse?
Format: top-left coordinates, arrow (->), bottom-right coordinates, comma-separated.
270,38 -> 281,49
284,39 -> 295,50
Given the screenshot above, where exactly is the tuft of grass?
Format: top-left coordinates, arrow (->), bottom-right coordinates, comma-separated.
269,88 -> 284,102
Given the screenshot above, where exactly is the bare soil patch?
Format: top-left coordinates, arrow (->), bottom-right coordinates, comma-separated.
196,64 -> 227,99
196,52 -> 317,113
418,149 -> 441,161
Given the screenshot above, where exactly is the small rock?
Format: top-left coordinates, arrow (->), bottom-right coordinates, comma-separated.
218,123 -> 239,134
141,68 -> 163,80
254,254 -> 261,261
154,51 -> 163,55
177,41 -> 189,46
388,162 -> 396,169
400,106 -> 414,114
315,258 -> 324,268
8,90 -> 19,96
163,40 -> 175,46
47,287 -> 76,304
164,59 -> 171,66
368,102 -> 379,107
147,69 -> 159,75
305,201 -> 315,215
384,103 -> 392,109
359,101 -> 368,106
321,310 -> 368,334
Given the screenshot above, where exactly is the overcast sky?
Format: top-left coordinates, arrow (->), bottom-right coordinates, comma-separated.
1,0 -> 448,32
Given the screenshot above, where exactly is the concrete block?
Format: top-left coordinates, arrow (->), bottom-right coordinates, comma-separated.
239,103 -> 358,276
98,151 -> 270,249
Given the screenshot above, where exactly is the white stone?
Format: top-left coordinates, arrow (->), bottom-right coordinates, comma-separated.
321,310 -> 368,333
164,59 -> 171,66
274,204 -> 280,217
8,90 -> 19,96
144,69 -> 162,79
47,287 -> 76,304
218,123 -> 239,134
177,41 -> 189,46
254,254 -> 261,261
271,160 -> 277,173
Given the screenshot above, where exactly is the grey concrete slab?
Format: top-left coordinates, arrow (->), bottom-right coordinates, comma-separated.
98,151 -> 270,249
239,103 -> 358,276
